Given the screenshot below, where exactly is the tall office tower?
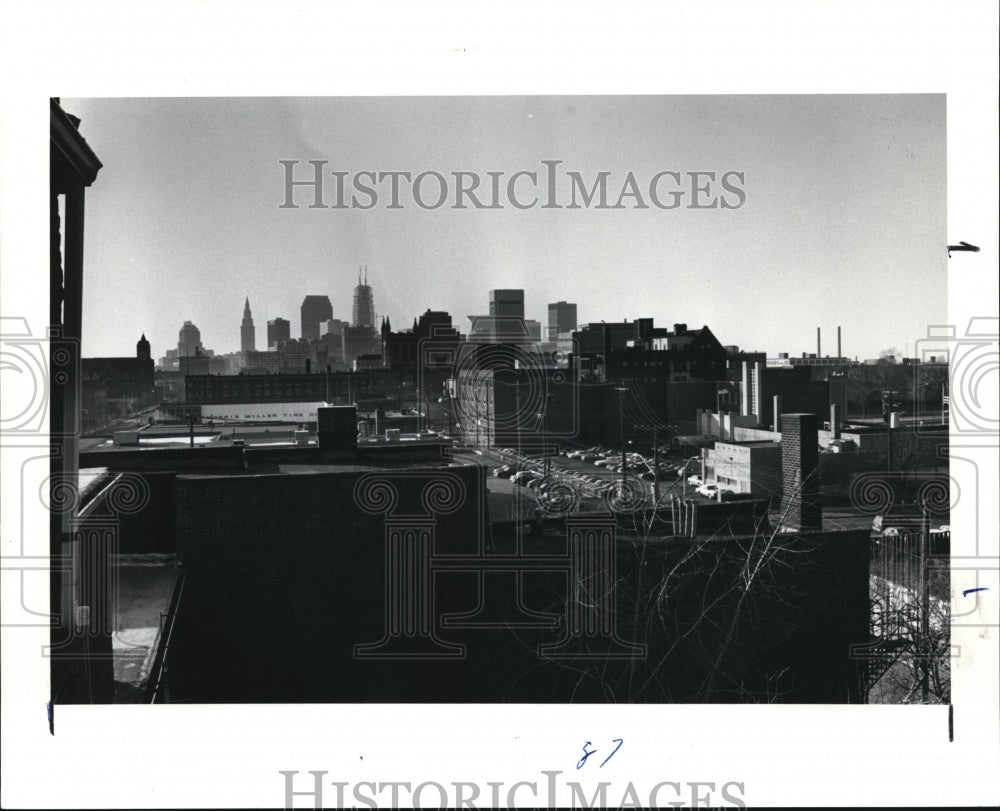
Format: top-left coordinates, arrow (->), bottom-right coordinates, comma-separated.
489,288 -> 525,319
240,297 -> 256,353
352,265 -> 375,328
322,318 -> 349,337
177,320 -> 203,357
267,317 -> 291,348
301,295 -> 333,341
488,288 -> 525,340
547,300 -> 577,338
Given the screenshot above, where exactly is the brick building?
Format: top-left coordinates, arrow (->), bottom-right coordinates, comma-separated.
184,371 -> 375,406
82,334 -> 156,426
779,413 -> 821,530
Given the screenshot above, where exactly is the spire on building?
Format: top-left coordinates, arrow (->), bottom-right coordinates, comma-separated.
241,296 -> 256,353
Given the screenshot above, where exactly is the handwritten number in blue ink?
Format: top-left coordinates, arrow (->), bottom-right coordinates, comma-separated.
577,738 -> 623,769
600,738 -> 623,768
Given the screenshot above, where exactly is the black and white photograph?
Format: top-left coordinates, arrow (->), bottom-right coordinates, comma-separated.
2,2 -> 998,809
48,93 -> 952,706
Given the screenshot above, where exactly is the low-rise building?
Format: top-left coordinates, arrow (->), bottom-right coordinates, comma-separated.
703,439 -> 782,498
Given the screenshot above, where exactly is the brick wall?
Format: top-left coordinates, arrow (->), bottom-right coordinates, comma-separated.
780,413 -> 821,530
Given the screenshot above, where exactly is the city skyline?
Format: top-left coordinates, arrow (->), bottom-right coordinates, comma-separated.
62,95 -> 946,363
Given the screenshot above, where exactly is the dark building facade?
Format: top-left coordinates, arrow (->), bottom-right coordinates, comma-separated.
82,334 -> 157,425
267,317 -> 290,348
382,310 -> 462,372
343,325 -> 380,368
573,320 -> 728,384
100,454 -> 871,704
300,295 -> 333,341
547,300 -> 577,338
50,98 -> 113,702
743,361 -> 847,430
184,371 -> 375,405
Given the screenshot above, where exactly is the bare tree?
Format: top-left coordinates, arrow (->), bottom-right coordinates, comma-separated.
519,469 -> 860,703
866,547 -> 950,704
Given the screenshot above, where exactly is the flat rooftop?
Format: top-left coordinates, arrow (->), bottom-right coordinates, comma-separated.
715,440 -> 779,447
113,555 -> 181,701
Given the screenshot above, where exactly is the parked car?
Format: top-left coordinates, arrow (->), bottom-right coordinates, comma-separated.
696,483 -> 719,498
511,470 -> 542,486
687,474 -> 703,486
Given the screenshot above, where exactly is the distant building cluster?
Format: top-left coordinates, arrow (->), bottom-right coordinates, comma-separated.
87,274 -> 949,460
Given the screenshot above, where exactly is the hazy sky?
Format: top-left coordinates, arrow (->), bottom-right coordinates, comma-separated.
63,95 -> 945,361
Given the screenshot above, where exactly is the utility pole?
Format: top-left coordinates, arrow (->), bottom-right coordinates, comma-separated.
652,427 -> 659,507
614,384 -> 628,492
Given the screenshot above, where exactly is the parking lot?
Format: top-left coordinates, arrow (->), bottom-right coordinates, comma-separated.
454,444 -> 709,513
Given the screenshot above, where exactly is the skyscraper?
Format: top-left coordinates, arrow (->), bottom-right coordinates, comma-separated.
488,288 -> 525,341
178,321 -> 203,357
489,289 -> 524,319
241,297 -> 256,353
267,317 -> 291,348
301,295 -> 333,341
352,265 -> 375,328
547,300 -> 577,339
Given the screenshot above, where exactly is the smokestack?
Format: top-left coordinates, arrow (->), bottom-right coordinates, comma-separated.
837,326 -> 842,358
817,327 -> 821,358
830,403 -> 840,439
773,395 -> 782,432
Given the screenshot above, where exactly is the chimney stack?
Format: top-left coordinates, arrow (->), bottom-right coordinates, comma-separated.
817,327 -> 821,358
779,413 -> 821,531
837,326 -> 842,358
773,395 -> 782,432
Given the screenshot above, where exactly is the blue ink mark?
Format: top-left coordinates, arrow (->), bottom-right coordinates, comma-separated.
47,701 -> 53,735
600,738 -> 623,767
577,741 -> 597,770
963,587 -> 988,597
